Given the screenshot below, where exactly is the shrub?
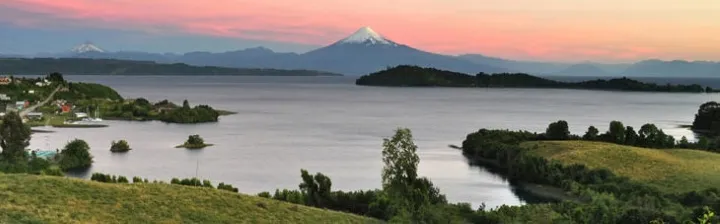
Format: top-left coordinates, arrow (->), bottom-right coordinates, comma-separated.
218,182 -> 239,193
110,140 -> 132,153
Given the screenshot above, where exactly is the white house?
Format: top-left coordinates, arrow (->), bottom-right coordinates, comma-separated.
75,112 -> 88,118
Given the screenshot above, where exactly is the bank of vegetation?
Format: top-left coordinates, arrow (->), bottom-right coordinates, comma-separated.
98,98 -> 221,123
356,65 -> 714,93
458,120 -> 720,223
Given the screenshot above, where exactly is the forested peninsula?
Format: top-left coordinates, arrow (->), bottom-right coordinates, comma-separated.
356,65 -> 714,93
0,58 -> 342,76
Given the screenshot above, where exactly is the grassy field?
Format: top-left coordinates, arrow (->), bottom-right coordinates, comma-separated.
521,141 -> 720,193
0,174 -> 381,224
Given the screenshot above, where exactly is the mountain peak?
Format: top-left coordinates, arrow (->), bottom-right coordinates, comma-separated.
71,41 -> 105,53
338,26 -> 396,45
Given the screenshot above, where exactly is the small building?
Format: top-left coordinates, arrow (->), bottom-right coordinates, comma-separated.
0,94 -> 10,101
0,77 -> 11,85
15,101 -> 27,110
27,112 -> 43,120
28,90 -> 35,94
35,82 -> 46,87
75,112 -> 88,118
61,104 -> 72,113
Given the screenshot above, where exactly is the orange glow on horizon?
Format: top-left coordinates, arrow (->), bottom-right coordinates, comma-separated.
2,0 -> 719,62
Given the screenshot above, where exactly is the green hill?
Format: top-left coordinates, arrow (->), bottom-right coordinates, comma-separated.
0,174 -> 380,224
521,141 -> 720,193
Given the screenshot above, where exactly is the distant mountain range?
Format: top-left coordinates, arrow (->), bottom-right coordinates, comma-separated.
2,27 -> 719,77
0,58 -> 341,76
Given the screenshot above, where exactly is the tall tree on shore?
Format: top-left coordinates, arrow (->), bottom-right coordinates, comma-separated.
381,128 -> 445,222
546,120 -> 570,140
0,111 -> 31,162
608,121 -> 626,144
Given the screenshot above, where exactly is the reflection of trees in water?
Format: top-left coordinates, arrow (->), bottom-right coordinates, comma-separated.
466,159 -> 559,204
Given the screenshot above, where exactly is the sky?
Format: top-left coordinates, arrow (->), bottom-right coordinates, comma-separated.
1,0 -> 719,62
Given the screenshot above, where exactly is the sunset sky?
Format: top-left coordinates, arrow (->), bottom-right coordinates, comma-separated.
1,0 -> 719,62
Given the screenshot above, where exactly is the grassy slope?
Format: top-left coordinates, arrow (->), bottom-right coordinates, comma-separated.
521,141 -> 720,193
0,174 -> 380,224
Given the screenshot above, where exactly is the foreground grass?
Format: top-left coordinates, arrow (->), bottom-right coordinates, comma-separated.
0,174 -> 380,224
521,141 -> 720,193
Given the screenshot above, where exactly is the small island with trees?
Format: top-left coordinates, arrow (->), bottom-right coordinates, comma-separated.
356,65 -> 714,93
110,140 -> 132,153
175,135 -> 213,149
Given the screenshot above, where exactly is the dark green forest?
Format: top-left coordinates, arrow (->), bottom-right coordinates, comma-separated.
356,65 -> 713,93
0,58 -> 341,76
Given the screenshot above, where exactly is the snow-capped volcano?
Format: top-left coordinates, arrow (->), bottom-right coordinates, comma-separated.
336,26 -> 397,46
71,41 -> 105,53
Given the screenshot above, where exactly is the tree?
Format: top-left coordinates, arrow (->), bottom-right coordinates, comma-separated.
583,126 -> 599,140
0,111 -> 31,162
182,99 -> 190,109
678,136 -> 690,148
58,139 -> 93,171
698,136 -> 710,150
608,121 -> 626,144
381,128 -> 442,222
186,135 -> 204,145
47,72 -> 65,83
299,169 -> 333,207
545,120 -> 570,140
624,126 -> 639,146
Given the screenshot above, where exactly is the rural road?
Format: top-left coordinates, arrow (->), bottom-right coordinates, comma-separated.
19,85 -> 62,117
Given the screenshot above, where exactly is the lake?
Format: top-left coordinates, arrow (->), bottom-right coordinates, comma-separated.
29,75 -> 715,208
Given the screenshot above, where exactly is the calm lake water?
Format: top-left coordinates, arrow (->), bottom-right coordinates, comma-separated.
28,75 -> 718,208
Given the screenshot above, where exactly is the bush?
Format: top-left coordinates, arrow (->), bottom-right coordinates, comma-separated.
117,176 -> 129,183
132,176 -> 143,183
41,167 -> 64,176
218,182 -> 239,192
110,140 -> 132,153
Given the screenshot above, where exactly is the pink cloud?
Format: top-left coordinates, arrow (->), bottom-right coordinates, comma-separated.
1,0 -> 718,61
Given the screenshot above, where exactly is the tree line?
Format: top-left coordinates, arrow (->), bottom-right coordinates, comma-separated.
356,65 -> 713,93
545,119 -> 720,152
90,173 -> 239,193
101,98 -> 220,124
